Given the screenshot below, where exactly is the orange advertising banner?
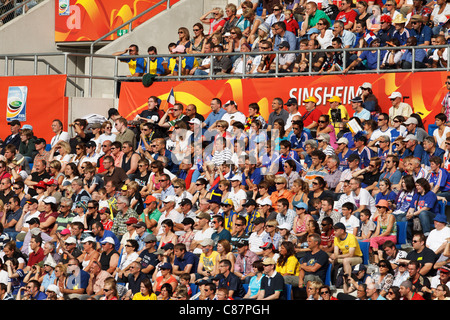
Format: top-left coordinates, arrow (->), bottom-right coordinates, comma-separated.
55,0 -> 180,42
0,75 -> 68,144
118,71 -> 449,129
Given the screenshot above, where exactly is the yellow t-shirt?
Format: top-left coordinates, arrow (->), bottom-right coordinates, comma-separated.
334,232 -> 363,257
199,250 -> 220,273
132,292 -> 157,300
276,255 -> 300,276
328,104 -> 349,134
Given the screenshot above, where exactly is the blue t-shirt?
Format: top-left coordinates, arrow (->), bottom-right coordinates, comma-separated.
241,167 -> 263,188
338,149 -> 356,172
359,49 -> 386,70
173,251 -> 199,274
410,191 -> 439,215
66,269 -> 90,291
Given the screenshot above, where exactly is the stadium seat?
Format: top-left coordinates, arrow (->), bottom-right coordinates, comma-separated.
396,221 -> 407,248
428,124 -> 438,136
45,144 -> 51,151
285,284 -> 292,300
325,263 -> 332,286
242,283 -> 249,293
358,241 -> 370,265
190,283 -> 198,296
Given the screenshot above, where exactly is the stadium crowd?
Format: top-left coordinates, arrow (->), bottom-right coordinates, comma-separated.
114,0 -> 450,81
2,0 -> 450,302
1,72 -> 450,301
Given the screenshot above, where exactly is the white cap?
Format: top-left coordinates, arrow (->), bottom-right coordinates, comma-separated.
337,137 -> 349,145
403,117 -> 418,125
230,175 -> 242,182
403,134 -> 417,142
65,236 -> 77,244
43,196 -> 57,204
100,236 -> 115,245
257,198 -> 272,206
278,223 -> 292,231
163,195 -> 176,203
81,236 -> 97,243
46,284 -> 63,298
360,82 -> 372,89
189,118 -> 201,125
388,92 -> 402,99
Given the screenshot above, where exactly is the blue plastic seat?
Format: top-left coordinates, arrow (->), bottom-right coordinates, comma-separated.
358,241 -> 370,265
325,263 -> 332,286
284,284 -> 292,300
396,221 -> 407,248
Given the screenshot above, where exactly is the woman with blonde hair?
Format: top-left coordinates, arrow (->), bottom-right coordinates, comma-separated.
200,7 -> 226,35
48,140 -> 72,172
176,27 -> 191,50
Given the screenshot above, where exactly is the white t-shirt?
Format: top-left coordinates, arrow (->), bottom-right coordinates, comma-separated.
352,188 -> 376,215
228,188 -> 247,212
340,215 -> 360,235
426,226 -> 450,253
434,126 -> 450,149
221,111 -> 246,132
192,227 -> 215,254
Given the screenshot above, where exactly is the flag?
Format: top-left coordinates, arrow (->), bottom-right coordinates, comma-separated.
364,31 -> 377,45
167,87 -> 175,108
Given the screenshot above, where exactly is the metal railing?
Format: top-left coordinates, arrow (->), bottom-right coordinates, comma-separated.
0,44 -> 449,98
0,0 -> 38,25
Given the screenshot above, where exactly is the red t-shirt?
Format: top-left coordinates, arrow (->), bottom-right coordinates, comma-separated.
27,247 -> 45,267
335,9 -> 358,27
302,108 -> 323,127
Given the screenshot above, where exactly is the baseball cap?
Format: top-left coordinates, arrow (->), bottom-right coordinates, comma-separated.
26,198 -> 39,205
35,181 -> 47,189
317,133 -> 330,143
26,217 -> 40,225
144,195 -> 157,204
262,257 -> 276,265
327,96 -> 341,103
403,134 -> 417,142
86,141 -> 96,148
243,199 -> 257,207
65,237 -> 77,244
81,236 -> 97,243
285,98 -> 298,106
257,198 -> 272,206
132,221 -> 147,229
333,222 -> 346,230
100,237 -> 116,245
260,242 -> 275,250
125,217 -> 139,225
43,196 -> 56,204
221,198 -> 234,207
60,228 -> 71,236
236,239 -> 249,247
230,175 -> 242,182
159,262 -> 172,270
337,137 -> 349,145
144,234 -> 157,243
360,82 -> 372,89
45,178 -> 58,186
350,96 -> 363,103
388,92 -> 402,99
294,202 -> 308,210
352,264 -> 367,273
200,238 -> 214,247
303,96 -> 317,104
162,195 -> 176,203
403,118 -> 418,126
188,118 -> 202,126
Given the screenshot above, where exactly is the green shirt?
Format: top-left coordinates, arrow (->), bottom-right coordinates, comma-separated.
308,10 -> 331,28
140,209 -> 162,234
